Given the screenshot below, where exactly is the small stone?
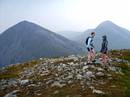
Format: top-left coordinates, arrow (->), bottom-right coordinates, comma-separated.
109,67 -> 116,72
66,75 -> 73,79
53,90 -> 59,94
46,80 -> 53,85
76,74 -> 83,80
62,64 -> 66,67
89,86 -> 95,90
97,67 -> 104,71
82,66 -> 89,71
93,89 -> 105,94
51,81 -> 66,88
20,79 -> 29,85
85,71 -> 94,78
96,72 -> 104,77
37,93 -> 42,96
40,58 -> 43,60
28,84 -> 37,87
68,80 -> 73,84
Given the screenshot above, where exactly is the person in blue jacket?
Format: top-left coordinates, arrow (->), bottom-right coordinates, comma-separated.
86,32 -> 96,63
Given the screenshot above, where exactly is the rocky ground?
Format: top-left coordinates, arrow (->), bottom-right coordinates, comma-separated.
0,50 -> 130,97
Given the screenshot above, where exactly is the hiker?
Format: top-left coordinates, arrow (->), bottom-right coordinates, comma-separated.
86,32 -> 96,64
100,35 -> 109,64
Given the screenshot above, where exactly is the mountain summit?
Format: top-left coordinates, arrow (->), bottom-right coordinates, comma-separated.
0,21 -> 85,66
94,20 -> 130,49
72,20 -> 130,50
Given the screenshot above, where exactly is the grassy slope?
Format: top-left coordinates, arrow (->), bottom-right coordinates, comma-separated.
110,49 -> 130,97
0,49 -> 130,97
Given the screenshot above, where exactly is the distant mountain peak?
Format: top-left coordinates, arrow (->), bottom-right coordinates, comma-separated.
99,20 -> 115,26
19,20 -> 31,24
101,20 -> 114,24
96,20 -> 117,29
2,20 -> 40,35
17,20 -> 35,26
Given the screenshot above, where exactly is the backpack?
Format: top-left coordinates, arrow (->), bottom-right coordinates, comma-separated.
86,37 -> 90,45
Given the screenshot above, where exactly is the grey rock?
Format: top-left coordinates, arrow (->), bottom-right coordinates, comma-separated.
97,67 -> 104,72
51,81 -> 66,88
53,90 -> 59,94
76,74 -> 83,80
96,72 -> 105,77
4,90 -> 20,97
84,71 -> 95,80
82,66 -> 89,72
93,89 -> 105,94
20,79 -> 29,85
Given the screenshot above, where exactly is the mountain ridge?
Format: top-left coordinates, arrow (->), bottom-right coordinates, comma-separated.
0,21 -> 85,66
68,20 -> 130,50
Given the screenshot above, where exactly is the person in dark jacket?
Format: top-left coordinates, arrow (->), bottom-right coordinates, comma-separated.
100,35 -> 109,64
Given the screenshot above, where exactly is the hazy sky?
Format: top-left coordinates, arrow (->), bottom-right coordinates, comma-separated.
0,0 -> 130,33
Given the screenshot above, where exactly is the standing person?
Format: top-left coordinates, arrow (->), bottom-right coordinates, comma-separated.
86,32 -> 96,64
100,35 -> 109,64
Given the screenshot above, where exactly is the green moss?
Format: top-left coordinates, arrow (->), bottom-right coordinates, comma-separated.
111,50 -> 118,53
120,50 -> 130,61
124,56 -> 130,62
0,66 -> 19,79
118,63 -> 130,97
0,74 -> 18,79
54,90 -> 68,96
121,76 -> 130,97
110,53 -> 130,97
118,63 -> 130,76
110,49 -> 130,61
0,60 -> 40,79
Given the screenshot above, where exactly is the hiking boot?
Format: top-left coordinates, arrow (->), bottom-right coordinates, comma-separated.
92,60 -> 96,63
87,62 -> 92,65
